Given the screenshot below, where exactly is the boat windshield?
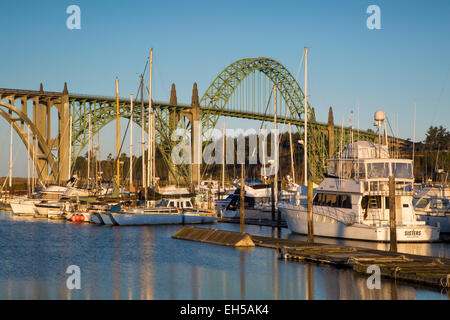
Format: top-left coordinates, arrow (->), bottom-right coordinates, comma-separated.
367,162 -> 390,178
156,199 -> 169,207
415,198 -> 430,209
392,162 -> 413,179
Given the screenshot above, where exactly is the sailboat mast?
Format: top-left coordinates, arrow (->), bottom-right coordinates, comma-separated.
222,120 -> 226,191
69,116 -> 72,179
88,113 -> 91,188
303,47 -> 308,186
289,123 -> 295,185
130,94 -> 134,191
274,84 -> 278,203
152,113 -> 156,187
148,49 -> 153,188
140,75 -> 147,198
115,77 -> 120,188
8,117 -> 13,189
27,124 -> 30,197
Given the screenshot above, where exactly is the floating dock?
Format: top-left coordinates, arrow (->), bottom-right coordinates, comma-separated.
172,226 -> 255,247
173,227 -> 450,289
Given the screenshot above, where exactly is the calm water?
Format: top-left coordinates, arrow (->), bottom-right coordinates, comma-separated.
0,210 -> 448,300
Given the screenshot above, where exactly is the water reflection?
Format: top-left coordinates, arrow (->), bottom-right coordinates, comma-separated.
0,211 -> 448,299
286,233 -> 450,258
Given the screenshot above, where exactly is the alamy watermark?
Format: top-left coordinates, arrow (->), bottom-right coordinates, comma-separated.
66,5 -> 81,30
66,265 -> 81,290
366,265 -> 381,289
366,5 -> 381,30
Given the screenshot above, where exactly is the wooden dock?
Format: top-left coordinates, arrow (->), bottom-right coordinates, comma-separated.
173,227 -> 450,289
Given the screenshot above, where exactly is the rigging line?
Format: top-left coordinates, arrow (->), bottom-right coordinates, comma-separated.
283,50 -> 305,120
430,65 -> 450,126
0,138 -> 21,193
259,84 -> 275,130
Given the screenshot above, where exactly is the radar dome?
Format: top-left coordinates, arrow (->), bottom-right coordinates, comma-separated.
374,110 -> 385,121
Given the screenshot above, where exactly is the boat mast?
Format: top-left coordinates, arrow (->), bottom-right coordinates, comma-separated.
87,113 -> 91,188
130,93 -> 134,191
69,116 -> 72,179
289,123 -> 295,185
115,77 -> 120,189
140,75 -> 147,200
303,47 -> 308,186
26,124 -> 30,197
263,125 -> 267,183
222,120 -> 226,191
148,48 -> 153,189
8,115 -> 13,190
412,101 -> 416,163
273,84 -> 278,203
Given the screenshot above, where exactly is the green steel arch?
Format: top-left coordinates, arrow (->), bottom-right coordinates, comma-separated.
200,57 -> 311,131
199,57 -> 329,180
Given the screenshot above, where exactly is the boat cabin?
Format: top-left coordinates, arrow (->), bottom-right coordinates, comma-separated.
314,141 -> 417,226
156,198 -> 193,209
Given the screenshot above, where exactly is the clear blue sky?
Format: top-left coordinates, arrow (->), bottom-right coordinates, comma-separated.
1,0 -> 449,177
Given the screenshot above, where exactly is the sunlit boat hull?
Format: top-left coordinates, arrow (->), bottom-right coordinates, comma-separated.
90,211 -> 217,225
280,205 -> 440,242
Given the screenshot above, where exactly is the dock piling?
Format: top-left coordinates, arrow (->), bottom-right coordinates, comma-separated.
389,176 -> 397,252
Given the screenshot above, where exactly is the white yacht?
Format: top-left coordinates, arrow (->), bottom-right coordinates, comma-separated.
278,112 -> 440,242
414,185 -> 450,233
221,181 -> 273,219
90,197 -> 217,226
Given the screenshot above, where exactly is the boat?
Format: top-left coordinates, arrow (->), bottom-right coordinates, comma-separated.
221,181 -> 273,219
34,200 -> 63,218
413,185 -> 450,233
90,197 -> 217,225
277,111 -> 440,242
64,200 -> 110,223
9,197 -> 41,216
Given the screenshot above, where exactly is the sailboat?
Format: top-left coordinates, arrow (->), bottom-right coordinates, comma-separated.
90,49 -> 217,226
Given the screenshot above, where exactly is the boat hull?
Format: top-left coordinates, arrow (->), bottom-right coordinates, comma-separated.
10,201 -> 36,216
416,213 -> 450,233
279,205 -> 440,242
91,212 -> 217,226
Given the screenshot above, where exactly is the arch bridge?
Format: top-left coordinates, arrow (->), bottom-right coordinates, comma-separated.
0,57 -> 411,185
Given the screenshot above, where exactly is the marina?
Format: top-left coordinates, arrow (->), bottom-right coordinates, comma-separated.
0,210 -> 449,300
0,0 -> 449,305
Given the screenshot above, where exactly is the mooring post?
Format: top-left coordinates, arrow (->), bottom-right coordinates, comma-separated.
389,176 -> 398,252
240,163 -> 245,233
207,184 -> 211,210
307,178 -> 314,243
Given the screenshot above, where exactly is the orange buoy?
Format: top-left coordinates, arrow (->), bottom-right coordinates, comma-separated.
80,215 -> 85,222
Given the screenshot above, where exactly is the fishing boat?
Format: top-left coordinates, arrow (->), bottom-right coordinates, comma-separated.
90,197 -> 217,225
278,111 -> 440,242
414,185 -> 450,233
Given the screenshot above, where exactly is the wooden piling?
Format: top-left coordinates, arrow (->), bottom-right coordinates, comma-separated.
389,176 -> 397,252
307,178 -> 314,243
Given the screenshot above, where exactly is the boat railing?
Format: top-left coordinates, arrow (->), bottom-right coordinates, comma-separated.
277,201 -> 357,225
315,205 -> 358,225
